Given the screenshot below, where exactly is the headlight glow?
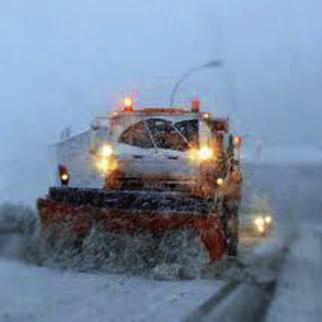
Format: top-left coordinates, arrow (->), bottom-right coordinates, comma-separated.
216,178 -> 224,186
61,173 -> 69,181
198,147 -> 213,160
254,217 -> 265,227
99,145 -> 113,158
188,147 -> 214,162
96,144 -> 117,175
188,146 -> 216,163
96,157 -> 118,175
265,216 -> 272,224
258,225 -> 265,233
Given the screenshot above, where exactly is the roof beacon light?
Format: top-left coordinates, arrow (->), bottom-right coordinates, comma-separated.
191,98 -> 201,113
123,97 -> 134,112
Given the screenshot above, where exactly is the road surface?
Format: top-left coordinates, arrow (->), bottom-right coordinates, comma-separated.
0,162 -> 321,322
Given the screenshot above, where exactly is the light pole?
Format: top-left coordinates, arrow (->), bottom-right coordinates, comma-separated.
169,60 -> 224,107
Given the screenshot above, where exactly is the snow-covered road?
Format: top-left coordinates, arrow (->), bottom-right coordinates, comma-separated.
186,163 -> 322,322
267,226 -> 322,322
244,163 -> 322,322
0,258 -> 223,322
1,162 -> 321,322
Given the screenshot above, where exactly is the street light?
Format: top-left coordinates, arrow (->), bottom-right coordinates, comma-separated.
169,60 -> 224,107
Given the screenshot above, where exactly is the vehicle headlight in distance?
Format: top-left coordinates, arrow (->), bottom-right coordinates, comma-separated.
265,216 -> 272,224
254,217 -> 265,227
258,225 -> 265,233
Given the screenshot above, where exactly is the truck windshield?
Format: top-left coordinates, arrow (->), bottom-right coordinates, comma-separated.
174,119 -> 199,146
146,118 -> 199,151
119,118 -> 199,151
119,120 -> 154,148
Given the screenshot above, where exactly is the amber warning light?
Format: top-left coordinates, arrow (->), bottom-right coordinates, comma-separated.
191,98 -> 201,113
123,97 -> 134,112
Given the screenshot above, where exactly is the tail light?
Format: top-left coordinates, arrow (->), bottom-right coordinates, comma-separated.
58,164 -> 70,186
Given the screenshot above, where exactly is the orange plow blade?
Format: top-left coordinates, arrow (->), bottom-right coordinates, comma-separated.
37,188 -> 226,262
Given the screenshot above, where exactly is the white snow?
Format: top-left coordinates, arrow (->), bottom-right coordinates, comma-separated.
0,258 -> 223,322
266,226 -> 322,322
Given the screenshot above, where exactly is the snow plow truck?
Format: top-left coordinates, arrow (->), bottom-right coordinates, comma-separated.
37,97 -> 243,263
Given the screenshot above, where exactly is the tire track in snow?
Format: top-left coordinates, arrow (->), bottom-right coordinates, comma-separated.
185,233 -> 293,322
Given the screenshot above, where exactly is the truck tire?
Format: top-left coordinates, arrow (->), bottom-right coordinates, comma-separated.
223,197 -> 240,257
226,215 -> 239,256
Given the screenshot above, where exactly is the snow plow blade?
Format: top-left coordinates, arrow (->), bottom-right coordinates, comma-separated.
37,188 -> 225,262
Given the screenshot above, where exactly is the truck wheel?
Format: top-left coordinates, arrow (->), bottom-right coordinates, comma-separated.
223,198 -> 240,257
226,216 -> 239,256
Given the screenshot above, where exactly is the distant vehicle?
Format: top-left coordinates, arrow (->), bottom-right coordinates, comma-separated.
241,195 -> 274,236
38,97 -> 243,264
241,212 -> 274,236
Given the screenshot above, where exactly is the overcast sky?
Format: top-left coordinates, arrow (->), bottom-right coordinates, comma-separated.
1,0 -> 322,202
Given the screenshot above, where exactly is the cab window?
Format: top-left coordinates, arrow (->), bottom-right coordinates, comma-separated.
174,119 -> 199,146
119,121 -> 153,148
147,119 -> 189,151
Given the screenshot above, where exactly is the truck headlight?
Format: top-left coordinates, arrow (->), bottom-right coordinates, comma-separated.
198,147 -> 213,160
258,225 -> 265,233
189,146 -> 214,162
96,145 -> 117,175
96,158 -> 109,173
99,145 -> 113,158
254,217 -> 265,227
254,216 -> 266,233
96,157 -> 118,175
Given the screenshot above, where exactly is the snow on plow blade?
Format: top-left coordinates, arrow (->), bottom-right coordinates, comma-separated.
37,188 -> 225,262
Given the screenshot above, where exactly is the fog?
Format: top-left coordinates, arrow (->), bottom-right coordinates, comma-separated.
1,0 -> 322,202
